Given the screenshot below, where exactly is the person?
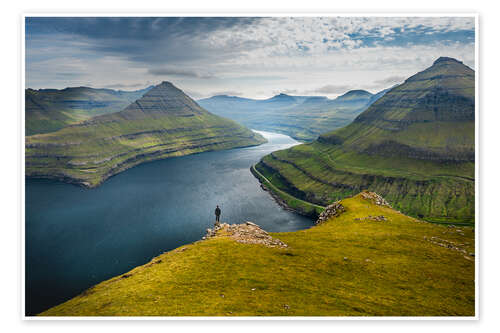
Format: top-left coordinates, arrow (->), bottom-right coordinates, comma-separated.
215,205 -> 221,222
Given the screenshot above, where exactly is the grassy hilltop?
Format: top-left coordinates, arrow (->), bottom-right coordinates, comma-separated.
25,86 -> 153,135
256,57 -> 475,224
40,192 -> 474,317
26,82 -> 266,187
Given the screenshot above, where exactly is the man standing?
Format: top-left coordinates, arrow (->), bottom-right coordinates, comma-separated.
215,205 -> 221,223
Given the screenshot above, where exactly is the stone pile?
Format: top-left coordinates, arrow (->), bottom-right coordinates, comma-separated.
359,191 -> 391,207
315,201 -> 345,224
203,221 -> 288,248
354,215 -> 387,222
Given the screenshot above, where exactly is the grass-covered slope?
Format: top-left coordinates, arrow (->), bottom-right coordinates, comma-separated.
26,81 -> 266,188
40,193 -> 474,316
256,57 -> 475,224
25,86 -> 153,135
198,89 -> 384,141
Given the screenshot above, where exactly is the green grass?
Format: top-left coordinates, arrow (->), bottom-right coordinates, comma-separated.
26,84 -> 267,188
251,164 -> 324,217
256,58 -> 475,224
25,87 -> 152,135
40,193 -> 475,316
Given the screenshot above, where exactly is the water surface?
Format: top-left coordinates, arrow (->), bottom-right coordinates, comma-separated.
25,131 -> 314,315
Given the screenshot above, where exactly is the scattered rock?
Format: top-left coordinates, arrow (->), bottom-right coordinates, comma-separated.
425,236 -> 473,259
315,201 -> 345,224
203,221 -> 288,248
356,215 -> 388,222
283,304 -> 290,310
359,191 -> 391,207
343,257 -> 348,261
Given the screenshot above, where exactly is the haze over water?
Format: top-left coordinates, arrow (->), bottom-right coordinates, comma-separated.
25,131 -> 314,315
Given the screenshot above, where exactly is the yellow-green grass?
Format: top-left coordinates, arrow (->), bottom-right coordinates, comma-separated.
40,193 -> 475,317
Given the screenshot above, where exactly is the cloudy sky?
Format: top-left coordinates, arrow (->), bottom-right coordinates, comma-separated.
25,16 -> 475,99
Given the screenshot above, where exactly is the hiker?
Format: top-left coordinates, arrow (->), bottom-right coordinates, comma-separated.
215,205 -> 221,222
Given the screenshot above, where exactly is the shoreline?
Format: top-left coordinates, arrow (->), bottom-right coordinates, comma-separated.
250,164 -> 324,218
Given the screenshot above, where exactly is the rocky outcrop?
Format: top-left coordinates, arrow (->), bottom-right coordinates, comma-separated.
359,191 -> 391,207
203,221 -> 287,248
315,201 -> 345,224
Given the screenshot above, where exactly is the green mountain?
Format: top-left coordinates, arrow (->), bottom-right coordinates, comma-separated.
26,81 -> 266,188
256,57 -> 475,224
198,89 -> 386,141
25,86 -> 153,135
40,192 -> 474,316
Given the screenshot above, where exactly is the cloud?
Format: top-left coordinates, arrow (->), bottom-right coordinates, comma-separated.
373,75 -> 406,85
147,67 -> 215,79
209,91 -> 243,96
25,17 -> 475,98
310,84 -> 352,94
101,82 -> 151,90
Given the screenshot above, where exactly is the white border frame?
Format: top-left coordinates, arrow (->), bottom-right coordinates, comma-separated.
20,12 -> 480,321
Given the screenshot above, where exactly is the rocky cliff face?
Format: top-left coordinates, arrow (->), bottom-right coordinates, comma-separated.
26,81 -> 266,187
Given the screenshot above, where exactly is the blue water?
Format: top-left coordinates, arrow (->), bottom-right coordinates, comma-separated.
25,131 -> 314,315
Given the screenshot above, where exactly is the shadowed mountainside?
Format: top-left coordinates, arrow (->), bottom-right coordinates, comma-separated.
256,57 -> 475,224
25,86 -> 154,135
25,81 -> 266,188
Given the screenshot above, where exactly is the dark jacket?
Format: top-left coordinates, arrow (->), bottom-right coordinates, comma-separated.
215,207 -> 221,216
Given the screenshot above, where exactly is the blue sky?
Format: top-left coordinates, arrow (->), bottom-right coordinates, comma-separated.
25,16 -> 475,99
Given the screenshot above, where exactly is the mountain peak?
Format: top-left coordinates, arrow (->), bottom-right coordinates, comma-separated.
433,57 -> 463,65
118,81 -> 205,118
336,90 -> 372,101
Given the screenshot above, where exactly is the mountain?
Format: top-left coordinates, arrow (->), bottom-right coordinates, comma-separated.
25,86 -> 154,135
25,81 -> 266,188
256,57 -> 475,224
198,89 -> 379,141
335,89 -> 372,102
39,192 -> 474,316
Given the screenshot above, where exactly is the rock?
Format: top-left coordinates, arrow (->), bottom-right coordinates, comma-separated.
359,191 -> 391,207
203,221 -> 288,248
315,201 -> 345,224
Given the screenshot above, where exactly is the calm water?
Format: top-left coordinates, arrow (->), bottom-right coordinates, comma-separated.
25,131 -> 314,315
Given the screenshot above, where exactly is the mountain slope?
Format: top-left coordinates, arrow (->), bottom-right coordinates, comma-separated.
40,192 -> 474,316
198,89 -> 381,141
25,86 -> 153,135
26,81 -> 266,188
256,57 -> 475,224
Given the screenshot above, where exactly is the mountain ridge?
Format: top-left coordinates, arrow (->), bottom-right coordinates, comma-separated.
198,88 -> 384,141
256,57 -> 475,223
25,81 -> 266,188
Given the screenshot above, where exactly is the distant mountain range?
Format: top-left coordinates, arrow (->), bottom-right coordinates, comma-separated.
256,57 -> 475,224
198,88 -> 389,141
25,82 -> 265,187
25,86 -> 154,135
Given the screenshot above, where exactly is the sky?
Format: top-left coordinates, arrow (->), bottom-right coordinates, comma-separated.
25,16 -> 475,99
